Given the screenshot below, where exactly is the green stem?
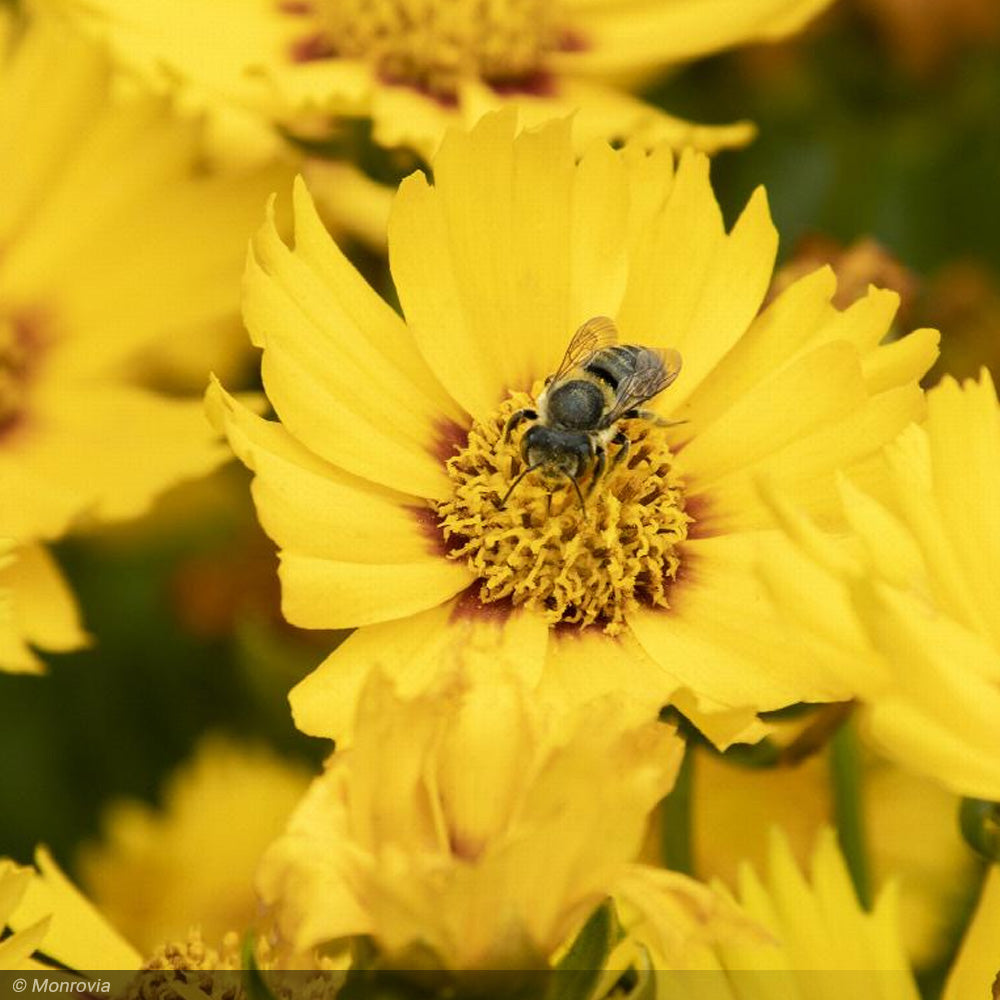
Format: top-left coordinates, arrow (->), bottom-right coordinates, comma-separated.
660,740 -> 696,875
829,717 -> 872,910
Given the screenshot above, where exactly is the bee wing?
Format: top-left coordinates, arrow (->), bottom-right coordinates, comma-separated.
548,316 -> 620,385
605,347 -> 682,423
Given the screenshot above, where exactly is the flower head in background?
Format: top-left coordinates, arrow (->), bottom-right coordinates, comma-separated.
52,0 -> 833,160
210,111 -> 937,747
691,737 -> 979,969
652,829 -> 921,997
763,371 -> 1000,799
0,10 -> 293,668
78,736 -> 311,956
257,667 -> 756,972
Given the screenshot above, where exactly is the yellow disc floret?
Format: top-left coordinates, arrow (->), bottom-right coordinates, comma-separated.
315,0 -> 555,98
437,391 -> 690,634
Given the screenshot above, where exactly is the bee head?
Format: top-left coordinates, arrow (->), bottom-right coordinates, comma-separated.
523,425 -> 588,480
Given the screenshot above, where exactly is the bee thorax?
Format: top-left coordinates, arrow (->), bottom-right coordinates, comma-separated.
545,380 -> 606,430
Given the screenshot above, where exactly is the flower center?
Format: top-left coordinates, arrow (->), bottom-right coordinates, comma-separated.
314,0 -> 555,98
437,390 -> 690,635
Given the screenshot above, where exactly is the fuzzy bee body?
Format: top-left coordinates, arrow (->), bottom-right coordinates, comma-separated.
498,317 -> 682,513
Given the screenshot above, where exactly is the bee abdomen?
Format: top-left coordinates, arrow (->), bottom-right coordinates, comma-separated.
583,345 -> 643,390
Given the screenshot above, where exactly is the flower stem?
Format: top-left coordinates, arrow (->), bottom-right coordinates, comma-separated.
660,740 -> 695,875
829,716 -> 872,909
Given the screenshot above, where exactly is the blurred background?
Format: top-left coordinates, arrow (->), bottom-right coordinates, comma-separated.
1,0 -> 998,991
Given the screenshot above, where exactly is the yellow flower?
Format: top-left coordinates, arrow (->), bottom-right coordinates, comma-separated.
53,0 -> 833,160
0,848 -> 140,970
0,542 -> 87,674
209,111 -> 937,746
654,829 -> 921,997
0,9 -> 292,664
77,736 -> 311,956
691,740 -> 978,968
763,371 -> 1000,798
943,865 -> 1000,1000
257,667 -> 756,972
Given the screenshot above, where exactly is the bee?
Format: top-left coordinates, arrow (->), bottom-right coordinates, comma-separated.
498,316 -> 682,513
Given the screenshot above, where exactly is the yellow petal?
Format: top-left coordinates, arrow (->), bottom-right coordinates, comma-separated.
256,771 -> 373,952
0,15 -> 107,244
207,379 -> 447,564
0,544 -> 88,674
290,598 -> 549,743
617,154 -> 777,413
613,863 -> 766,967
15,384 -> 227,531
9,849 -> 140,971
560,0 -> 833,72
629,534 -> 853,728
0,14 -> 293,383
861,327 -> 940,396
540,624 -> 676,716
679,340 -> 865,489
706,383 -> 924,533
278,553 -> 472,631
244,180 -> 461,498
0,914 -> 51,971
857,582 -> 1000,799
925,372 -> 1000,645
369,76 -> 460,161
459,77 -> 755,156
680,265 -> 839,432
390,112 -> 579,419
52,0 -> 301,116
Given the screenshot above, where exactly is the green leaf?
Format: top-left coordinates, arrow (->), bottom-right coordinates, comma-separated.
547,900 -> 622,1000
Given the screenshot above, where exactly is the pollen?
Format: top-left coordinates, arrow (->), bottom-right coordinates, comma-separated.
314,0 -> 555,98
140,929 -> 242,973
437,391 -> 691,635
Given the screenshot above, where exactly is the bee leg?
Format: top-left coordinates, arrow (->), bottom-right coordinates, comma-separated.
567,475 -> 588,522
609,430 -> 630,471
503,408 -> 537,442
621,408 -> 688,428
586,446 -> 606,498
496,461 -> 541,510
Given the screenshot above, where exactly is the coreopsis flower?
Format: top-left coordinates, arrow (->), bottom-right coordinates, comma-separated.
78,737 -> 310,955
762,371 -> 1000,798
0,848 -> 140,970
0,9 -> 292,664
257,667 -> 756,972
209,111 -> 938,746
693,743 -> 979,967
53,0 -> 834,161
655,829 -> 921,996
